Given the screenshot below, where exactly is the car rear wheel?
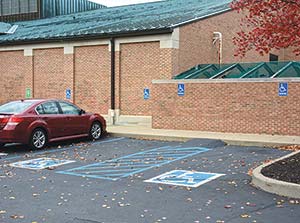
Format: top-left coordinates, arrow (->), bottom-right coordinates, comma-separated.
30,128 -> 47,150
89,122 -> 102,140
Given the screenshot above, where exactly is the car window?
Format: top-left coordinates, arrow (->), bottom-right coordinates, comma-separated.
59,102 -> 80,115
35,105 -> 45,115
41,102 -> 59,115
0,101 -> 35,114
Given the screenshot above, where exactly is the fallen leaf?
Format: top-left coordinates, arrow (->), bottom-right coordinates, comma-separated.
241,214 -> 251,218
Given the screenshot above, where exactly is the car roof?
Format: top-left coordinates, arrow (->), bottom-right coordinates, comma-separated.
6,99 -> 64,106
12,99 -> 58,103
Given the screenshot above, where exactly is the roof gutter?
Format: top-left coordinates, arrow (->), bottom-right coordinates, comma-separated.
171,8 -> 231,28
0,28 -> 173,47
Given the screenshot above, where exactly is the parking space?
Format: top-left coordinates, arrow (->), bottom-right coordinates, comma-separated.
1,137 -> 299,223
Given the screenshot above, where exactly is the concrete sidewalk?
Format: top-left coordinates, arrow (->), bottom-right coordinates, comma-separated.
107,125 -> 300,147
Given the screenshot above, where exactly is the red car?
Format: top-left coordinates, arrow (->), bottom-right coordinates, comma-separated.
0,99 -> 106,149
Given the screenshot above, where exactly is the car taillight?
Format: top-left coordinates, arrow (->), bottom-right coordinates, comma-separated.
0,117 -> 10,130
8,117 -> 24,125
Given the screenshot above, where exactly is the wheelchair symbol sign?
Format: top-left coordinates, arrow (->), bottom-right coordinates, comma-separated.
66,89 -> 71,99
278,83 -> 288,96
144,88 -> 150,100
178,83 -> 185,96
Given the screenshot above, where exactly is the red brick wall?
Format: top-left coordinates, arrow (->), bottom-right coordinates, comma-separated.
0,51 -> 32,104
33,48 -> 68,99
178,11 -> 269,74
119,42 -> 173,116
74,45 -> 110,114
152,80 -> 300,136
279,48 -> 300,61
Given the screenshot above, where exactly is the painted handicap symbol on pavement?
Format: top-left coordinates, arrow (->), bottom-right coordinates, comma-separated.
145,170 -> 225,188
10,158 -> 75,170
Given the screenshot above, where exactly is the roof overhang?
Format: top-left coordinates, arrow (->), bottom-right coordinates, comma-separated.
171,8 -> 232,28
0,27 -> 173,46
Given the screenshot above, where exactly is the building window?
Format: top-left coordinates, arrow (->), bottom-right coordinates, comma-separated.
0,0 -> 38,16
270,53 -> 279,62
28,0 -> 37,13
10,0 -> 19,14
20,0 -> 29,13
1,0 -> 12,16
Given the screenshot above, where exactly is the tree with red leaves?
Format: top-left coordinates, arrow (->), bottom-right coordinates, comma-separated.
231,0 -> 300,57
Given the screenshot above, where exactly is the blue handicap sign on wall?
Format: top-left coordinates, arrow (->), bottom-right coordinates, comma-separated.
278,83 -> 288,96
178,83 -> 185,96
144,88 -> 150,100
9,158 -> 75,170
145,170 -> 225,188
66,89 -> 71,99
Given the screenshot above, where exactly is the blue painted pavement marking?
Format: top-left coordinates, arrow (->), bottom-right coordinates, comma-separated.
57,146 -> 210,181
9,158 -> 75,170
145,170 -> 225,188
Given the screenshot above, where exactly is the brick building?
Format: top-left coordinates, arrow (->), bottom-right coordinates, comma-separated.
0,0 -> 299,135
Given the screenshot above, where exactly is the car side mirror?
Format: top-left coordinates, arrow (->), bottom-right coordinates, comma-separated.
79,109 -> 86,115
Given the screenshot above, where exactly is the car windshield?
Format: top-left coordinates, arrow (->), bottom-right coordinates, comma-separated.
0,101 -> 35,114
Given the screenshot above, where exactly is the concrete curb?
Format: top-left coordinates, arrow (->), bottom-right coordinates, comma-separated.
252,150 -> 300,198
108,132 -> 189,142
108,132 -> 299,147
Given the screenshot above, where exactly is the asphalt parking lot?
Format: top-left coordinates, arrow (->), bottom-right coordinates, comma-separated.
0,137 -> 299,223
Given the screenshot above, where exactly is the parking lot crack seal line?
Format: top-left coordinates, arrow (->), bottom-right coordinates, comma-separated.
72,217 -> 103,223
223,202 -> 276,222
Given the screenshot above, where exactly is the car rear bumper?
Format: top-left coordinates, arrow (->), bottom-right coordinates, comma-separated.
0,126 -> 27,144
0,129 -> 16,143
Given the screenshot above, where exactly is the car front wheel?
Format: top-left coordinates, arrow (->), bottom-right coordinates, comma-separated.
89,122 -> 102,140
30,128 -> 47,150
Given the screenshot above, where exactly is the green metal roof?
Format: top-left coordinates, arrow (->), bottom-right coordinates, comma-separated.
174,61 -> 300,79
0,22 -> 11,34
0,0 -> 232,45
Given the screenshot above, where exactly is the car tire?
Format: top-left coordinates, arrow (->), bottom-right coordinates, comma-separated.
89,121 -> 102,141
0,143 -> 5,149
30,128 -> 47,150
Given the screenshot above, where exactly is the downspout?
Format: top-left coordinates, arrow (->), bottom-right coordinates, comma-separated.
213,32 -> 223,65
110,38 -> 116,124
